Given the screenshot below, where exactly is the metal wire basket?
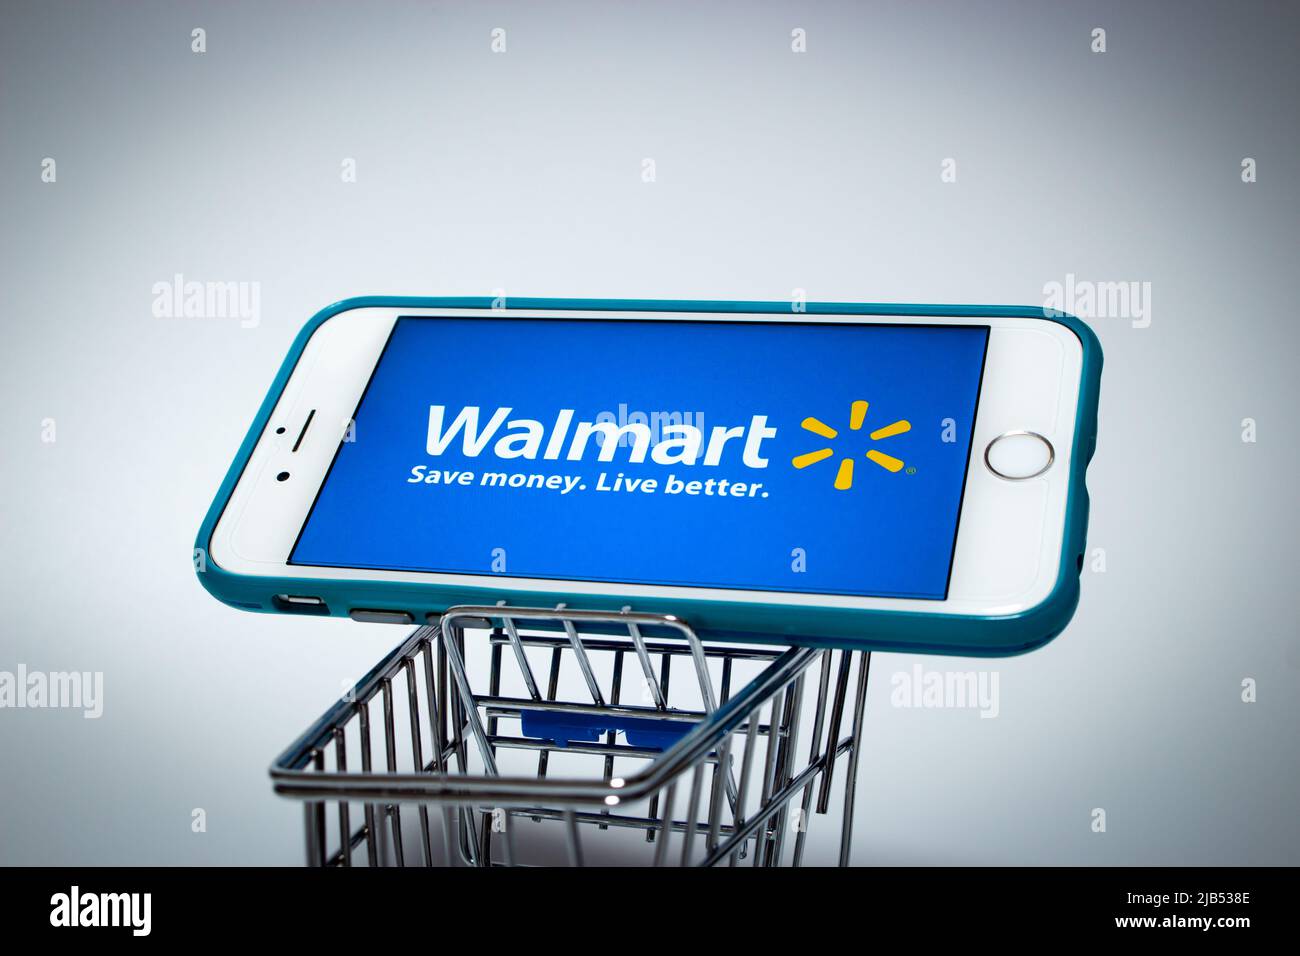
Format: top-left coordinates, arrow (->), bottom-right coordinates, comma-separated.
271,605 -> 871,866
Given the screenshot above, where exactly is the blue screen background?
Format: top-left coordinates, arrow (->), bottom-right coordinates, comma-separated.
291,317 -> 988,599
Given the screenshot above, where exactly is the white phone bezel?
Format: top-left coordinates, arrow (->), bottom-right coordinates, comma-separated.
210,306 -> 1083,617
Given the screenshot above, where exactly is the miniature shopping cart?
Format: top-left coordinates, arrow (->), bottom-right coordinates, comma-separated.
271,605 -> 871,866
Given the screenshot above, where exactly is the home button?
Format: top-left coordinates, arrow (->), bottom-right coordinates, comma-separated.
984,431 -> 1055,480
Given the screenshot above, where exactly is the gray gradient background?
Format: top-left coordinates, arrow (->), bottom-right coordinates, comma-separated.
1,0 -> 1297,865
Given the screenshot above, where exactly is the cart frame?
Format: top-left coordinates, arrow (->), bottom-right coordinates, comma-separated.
271,605 -> 871,867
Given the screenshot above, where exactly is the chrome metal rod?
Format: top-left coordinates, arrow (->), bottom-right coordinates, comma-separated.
439,620 -> 500,776
273,644 -> 821,805
838,652 -> 871,866
624,617 -> 667,709
560,616 -> 606,707
501,616 -> 543,701
698,738 -> 852,868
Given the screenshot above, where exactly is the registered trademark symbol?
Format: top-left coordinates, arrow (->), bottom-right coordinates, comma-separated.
906,466 -> 917,475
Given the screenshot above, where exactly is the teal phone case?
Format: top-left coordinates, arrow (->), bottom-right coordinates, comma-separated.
194,297 -> 1102,657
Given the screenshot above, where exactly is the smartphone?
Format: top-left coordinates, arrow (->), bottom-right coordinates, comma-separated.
196,298 -> 1101,655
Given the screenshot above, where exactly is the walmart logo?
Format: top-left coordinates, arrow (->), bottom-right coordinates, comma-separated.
792,400 -> 911,490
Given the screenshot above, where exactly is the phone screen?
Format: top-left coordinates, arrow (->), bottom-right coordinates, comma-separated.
290,316 -> 989,600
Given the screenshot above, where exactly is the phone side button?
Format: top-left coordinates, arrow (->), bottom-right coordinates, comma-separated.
349,609 -> 415,625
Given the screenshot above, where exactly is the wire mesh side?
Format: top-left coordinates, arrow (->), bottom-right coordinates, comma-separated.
273,607 -> 871,866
